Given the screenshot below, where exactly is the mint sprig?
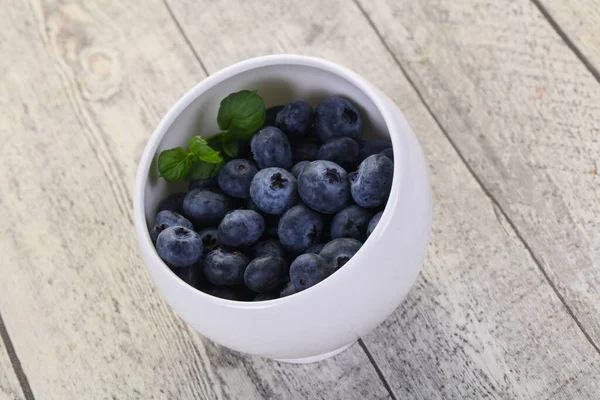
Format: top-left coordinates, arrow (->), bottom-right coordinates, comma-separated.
187,159 -> 225,181
157,148 -> 194,182
157,90 -> 265,182
217,90 -> 265,140
220,134 -> 239,158
188,136 -> 222,163
158,136 -> 223,182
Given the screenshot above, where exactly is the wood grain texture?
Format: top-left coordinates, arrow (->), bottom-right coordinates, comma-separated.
538,0 -> 600,78
0,1 -> 390,399
0,334 -> 25,400
167,0 -> 600,398
358,0 -> 600,355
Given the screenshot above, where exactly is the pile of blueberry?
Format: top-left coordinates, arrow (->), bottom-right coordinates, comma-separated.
151,97 -> 394,301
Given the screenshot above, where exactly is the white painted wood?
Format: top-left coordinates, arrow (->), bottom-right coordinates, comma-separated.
166,0 -> 600,398
0,337 -> 25,400
539,0 -> 600,74
0,1 -> 391,399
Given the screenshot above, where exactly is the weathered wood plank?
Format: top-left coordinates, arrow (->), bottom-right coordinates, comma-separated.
354,0 -> 600,396
0,329 -> 25,400
0,1 -> 390,399
357,0 -> 600,341
166,0 -> 600,398
537,0 -> 600,78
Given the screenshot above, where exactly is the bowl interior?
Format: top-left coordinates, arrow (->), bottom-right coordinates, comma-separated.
142,62 -> 391,229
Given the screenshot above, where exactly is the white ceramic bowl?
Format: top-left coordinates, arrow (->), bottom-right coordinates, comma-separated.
134,55 -> 431,363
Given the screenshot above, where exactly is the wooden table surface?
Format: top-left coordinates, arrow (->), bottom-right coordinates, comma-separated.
1,0 -> 599,399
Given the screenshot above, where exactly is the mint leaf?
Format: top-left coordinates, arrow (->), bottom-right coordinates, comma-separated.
188,136 -> 223,163
158,147 -> 194,182
222,140 -> 238,158
217,90 -> 265,140
220,134 -> 239,158
207,135 -> 223,151
187,159 -> 224,181
158,90 -> 265,183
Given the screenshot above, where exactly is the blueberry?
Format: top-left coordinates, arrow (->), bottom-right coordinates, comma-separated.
250,126 -> 293,169
314,97 -> 363,142
358,139 -> 392,162
291,161 -> 311,178
297,160 -> 349,214
367,211 -> 383,237
197,228 -> 219,253
218,159 -> 258,199
264,105 -> 285,127
202,284 -> 251,301
279,281 -> 298,298
217,210 -> 264,248
203,248 -> 249,286
157,192 -> 186,215
189,177 -> 219,191
252,239 -> 288,260
289,254 -> 330,291
248,201 -> 282,226
380,147 -> 394,162
292,135 -> 321,162
278,204 -> 324,253
348,171 -> 358,191
351,154 -> 394,208
183,188 -> 233,227
156,226 -> 203,268
249,168 -> 298,215
317,137 -> 359,171
304,243 -> 325,254
244,255 -> 288,293
331,205 -> 372,242
150,210 -> 194,244
172,261 -> 203,288
254,292 -> 279,301
275,100 -> 313,138
319,238 -> 362,271
155,210 -> 194,228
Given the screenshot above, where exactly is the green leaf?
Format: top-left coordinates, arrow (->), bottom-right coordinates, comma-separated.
187,136 -> 223,164
220,134 -> 239,158
158,147 -> 194,182
217,90 -> 265,140
186,159 -> 224,181
207,135 -> 223,151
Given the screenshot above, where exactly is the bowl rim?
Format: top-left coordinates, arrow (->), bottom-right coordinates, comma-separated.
133,54 -> 407,308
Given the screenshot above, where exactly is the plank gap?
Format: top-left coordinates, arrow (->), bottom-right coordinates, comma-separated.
530,0 -> 600,84
162,0 -> 209,75
358,339 -> 399,400
0,312 -> 35,400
